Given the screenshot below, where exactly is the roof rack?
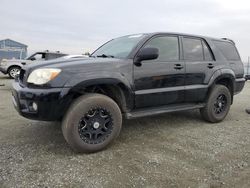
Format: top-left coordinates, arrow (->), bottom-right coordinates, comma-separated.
221,38 -> 235,45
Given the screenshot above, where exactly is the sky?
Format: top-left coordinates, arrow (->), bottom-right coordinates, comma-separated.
0,0 -> 250,61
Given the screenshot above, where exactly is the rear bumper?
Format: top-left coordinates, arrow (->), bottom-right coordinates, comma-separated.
245,75 -> 250,80
234,78 -> 245,95
12,81 -> 72,121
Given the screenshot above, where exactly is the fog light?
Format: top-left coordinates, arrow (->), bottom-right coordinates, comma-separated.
32,102 -> 38,111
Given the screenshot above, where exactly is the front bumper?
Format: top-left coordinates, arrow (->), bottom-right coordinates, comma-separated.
12,81 -> 72,121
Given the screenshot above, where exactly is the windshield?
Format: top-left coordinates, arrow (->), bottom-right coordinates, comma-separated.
92,34 -> 147,59
25,53 -> 35,60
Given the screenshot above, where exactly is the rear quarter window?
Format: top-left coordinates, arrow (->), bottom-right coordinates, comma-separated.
213,40 -> 240,61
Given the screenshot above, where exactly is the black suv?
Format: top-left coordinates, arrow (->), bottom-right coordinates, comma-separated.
12,32 -> 245,153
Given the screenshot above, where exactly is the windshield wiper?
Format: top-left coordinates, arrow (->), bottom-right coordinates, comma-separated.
96,54 -> 114,58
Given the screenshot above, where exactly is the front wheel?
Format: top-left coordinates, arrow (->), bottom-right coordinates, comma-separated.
8,66 -> 21,79
200,85 -> 231,123
62,94 -> 122,153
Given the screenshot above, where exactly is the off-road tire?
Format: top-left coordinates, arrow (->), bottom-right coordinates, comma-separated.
62,93 -> 122,153
200,85 -> 231,123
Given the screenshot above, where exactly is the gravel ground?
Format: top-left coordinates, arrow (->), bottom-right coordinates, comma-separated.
0,72 -> 250,188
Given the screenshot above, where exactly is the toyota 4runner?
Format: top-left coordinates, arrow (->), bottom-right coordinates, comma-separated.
12,32 -> 245,153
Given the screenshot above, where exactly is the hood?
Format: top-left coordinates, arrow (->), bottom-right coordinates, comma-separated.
20,56 -> 132,88
24,57 -> 126,73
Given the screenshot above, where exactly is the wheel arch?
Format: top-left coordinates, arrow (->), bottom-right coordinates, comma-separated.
7,65 -> 21,73
67,78 -> 134,113
207,69 -> 235,104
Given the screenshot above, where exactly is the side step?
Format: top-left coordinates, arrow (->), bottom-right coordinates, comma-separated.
125,103 -> 205,119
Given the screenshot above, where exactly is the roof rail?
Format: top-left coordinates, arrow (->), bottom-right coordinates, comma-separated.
221,38 -> 235,45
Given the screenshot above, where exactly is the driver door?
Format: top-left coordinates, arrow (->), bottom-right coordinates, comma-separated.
133,35 -> 185,108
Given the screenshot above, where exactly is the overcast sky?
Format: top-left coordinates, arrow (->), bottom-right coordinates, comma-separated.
0,0 -> 249,61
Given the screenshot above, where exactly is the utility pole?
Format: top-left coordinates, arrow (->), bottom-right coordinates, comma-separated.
248,56 -> 250,76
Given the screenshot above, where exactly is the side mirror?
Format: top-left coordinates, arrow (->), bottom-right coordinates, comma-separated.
134,47 -> 159,66
30,57 -> 36,61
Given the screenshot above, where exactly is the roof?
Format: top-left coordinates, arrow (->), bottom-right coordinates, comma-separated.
146,32 -> 234,43
34,50 -> 67,55
0,38 -> 28,47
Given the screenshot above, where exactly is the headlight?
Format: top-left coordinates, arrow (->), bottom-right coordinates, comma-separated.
27,68 -> 61,85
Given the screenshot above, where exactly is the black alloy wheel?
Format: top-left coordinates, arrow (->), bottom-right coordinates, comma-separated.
213,94 -> 227,114
62,94 -> 122,153
78,107 -> 113,144
200,85 -> 231,123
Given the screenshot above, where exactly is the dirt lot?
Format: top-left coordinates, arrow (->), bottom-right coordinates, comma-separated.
0,72 -> 250,188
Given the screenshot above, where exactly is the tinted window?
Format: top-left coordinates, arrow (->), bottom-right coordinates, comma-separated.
202,41 -> 213,61
30,53 -> 45,60
213,40 -> 240,61
183,38 -> 203,61
144,36 -> 179,61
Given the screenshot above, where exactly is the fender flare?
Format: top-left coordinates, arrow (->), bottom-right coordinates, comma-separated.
63,74 -> 134,111
208,69 -> 235,87
207,69 -> 236,103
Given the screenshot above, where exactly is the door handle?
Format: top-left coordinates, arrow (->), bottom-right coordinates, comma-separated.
207,63 -> 214,69
174,64 -> 183,70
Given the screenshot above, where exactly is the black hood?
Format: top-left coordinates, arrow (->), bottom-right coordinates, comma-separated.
24,57 -> 126,71
25,57 -> 93,69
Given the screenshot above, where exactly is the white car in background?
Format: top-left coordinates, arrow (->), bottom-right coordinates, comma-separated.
0,51 -> 67,78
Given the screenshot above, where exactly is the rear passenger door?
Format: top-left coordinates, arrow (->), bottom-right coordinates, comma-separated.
182,36 -> 216,103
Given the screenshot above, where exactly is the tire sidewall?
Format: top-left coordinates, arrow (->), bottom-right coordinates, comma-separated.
8,66 -> 20,78
207,85 -> 231,122
63,94 -> 122,153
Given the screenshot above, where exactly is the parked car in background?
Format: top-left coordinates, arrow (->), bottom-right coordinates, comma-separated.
0,50 -> 67,78
12,32 -> 245,153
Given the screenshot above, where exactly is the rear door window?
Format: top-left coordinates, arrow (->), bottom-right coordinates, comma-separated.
183,38 -> 203,61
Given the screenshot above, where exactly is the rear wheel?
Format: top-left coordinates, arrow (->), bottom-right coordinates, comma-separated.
200,85 -> 231,123
8,66 -> 21,79
62,93 -> 122,153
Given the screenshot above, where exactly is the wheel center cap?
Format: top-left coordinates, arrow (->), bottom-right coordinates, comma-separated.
93,122 -> 100,129
218,103 -> 222,108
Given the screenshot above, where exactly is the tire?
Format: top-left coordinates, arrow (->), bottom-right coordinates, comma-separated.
62,93 -> 122,153
200,85 -> 231,123
8,66 -> 21,79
